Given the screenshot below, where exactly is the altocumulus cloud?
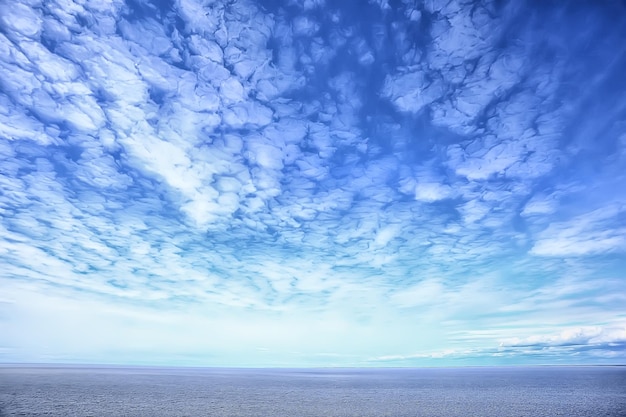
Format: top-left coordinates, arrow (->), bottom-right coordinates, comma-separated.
0,0 -> 625,367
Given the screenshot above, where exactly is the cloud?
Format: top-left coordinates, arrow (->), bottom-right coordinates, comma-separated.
390,279 -> 444,308
414,183 -> 452,203
521,193 -> 558,217
369,325 -> 626,364
381,71 -> 444,114
0,0 -> 625,366
530,205 -> 626,256
500,326 -> 626,348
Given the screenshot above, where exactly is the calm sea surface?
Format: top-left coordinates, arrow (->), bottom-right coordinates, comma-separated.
1,366 -> 624,416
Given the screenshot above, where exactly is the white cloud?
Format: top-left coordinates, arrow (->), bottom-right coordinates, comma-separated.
521,194 -> 558,216
0,3 -> 42,39
500,325 -> 626,347
0,0 -> 623,367
414,182 -> 453,202
531,205 -> 626,256
390,279 -> 444,308
381,71 -> 444,114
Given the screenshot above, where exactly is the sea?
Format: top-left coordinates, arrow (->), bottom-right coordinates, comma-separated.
0,366 -> 625,416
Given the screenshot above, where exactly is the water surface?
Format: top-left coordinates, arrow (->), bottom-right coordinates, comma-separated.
1,366 -> 625,416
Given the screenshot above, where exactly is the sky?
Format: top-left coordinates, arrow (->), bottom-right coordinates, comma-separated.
0,0 -> 625,368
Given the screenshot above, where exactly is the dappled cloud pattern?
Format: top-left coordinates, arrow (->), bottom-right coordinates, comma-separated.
1,0 -> 625,366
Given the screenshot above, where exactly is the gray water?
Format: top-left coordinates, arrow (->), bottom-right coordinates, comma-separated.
1,366 -> 625,416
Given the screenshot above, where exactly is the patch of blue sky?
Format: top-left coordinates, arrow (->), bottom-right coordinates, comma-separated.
0,0 -> 625,367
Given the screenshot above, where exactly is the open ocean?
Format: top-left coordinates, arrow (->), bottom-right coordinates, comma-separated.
0,366 -> 625,416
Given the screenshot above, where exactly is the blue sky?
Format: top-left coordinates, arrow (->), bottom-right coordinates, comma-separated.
0,0 -> 625,367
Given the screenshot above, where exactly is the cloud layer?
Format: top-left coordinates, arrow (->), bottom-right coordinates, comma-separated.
0,0 -> 625,366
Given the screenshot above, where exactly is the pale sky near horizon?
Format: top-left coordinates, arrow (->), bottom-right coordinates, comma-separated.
1,0 -> 625,367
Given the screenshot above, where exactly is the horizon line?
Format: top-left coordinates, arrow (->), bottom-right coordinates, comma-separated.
1,362 -> 624,370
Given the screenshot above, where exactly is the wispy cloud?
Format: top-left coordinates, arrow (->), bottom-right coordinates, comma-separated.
500,326 -> 626,348
530,205 -> 626,256
368,324 -> 626,365
0,0 -> 625,366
